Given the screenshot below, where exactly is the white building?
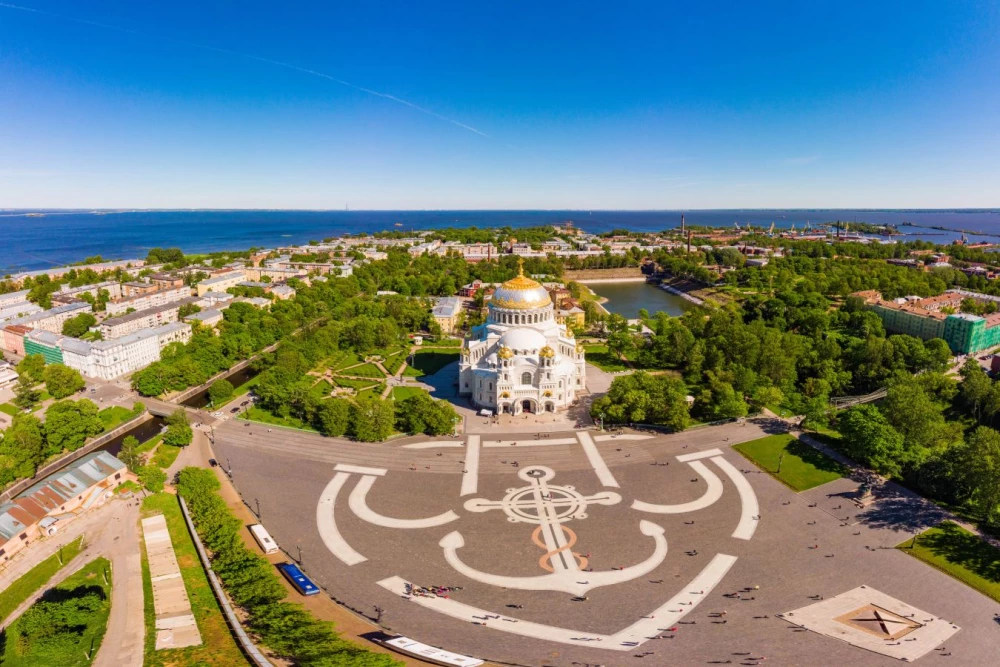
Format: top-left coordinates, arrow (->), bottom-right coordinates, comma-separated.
0,301 -> 43,325
196,271 -> 247,297
105,286 -> 191,316
0,290 -> 31,309
459,265 -> 585,414
62,322 -> 192,380
6,302 -> 92,334
99,297 -> 199,339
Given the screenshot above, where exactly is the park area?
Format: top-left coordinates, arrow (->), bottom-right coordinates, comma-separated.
898,521 -> 1000,604
733,434 -> 847,491
1,557 -> 112,666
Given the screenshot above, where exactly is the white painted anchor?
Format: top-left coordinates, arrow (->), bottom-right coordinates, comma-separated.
442,466 -> 668,596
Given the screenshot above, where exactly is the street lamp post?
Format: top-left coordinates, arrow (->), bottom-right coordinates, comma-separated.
255,498 -> 261,519
777,452 -> 785,474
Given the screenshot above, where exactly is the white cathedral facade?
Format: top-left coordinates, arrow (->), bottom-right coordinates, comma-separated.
459,266 -> 586,414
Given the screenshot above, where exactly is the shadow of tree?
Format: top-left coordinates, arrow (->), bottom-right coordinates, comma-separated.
910,522 -> 1000,584
855,495 -> 953,533
786,438 -> 849,476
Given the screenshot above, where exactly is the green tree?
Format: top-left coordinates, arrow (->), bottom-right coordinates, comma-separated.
137,464 -> 167,492
208,378 -> 234,407
43,399 -> 104,452
0,414 -> 46,483
42,364 -> 86,399
119,435 -> 141,472
954,427 -> 1000,528
316,398 -> 351,437
605,313 -> 634,361
960,358 -> 994,423
131,365 -> 167,396
590,372 -> 690,430
838,404 -> 907,476
395,392 -> 458,436
350,397 -> 395,442
16,354 -> 46,384
13,376 -> 42,410
163,408 -> 193,446
61,312 -> 97,337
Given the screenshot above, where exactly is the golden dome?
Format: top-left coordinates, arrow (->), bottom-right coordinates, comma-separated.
498,345 -> 514,359
489,260 -> 552,310
539,345 -> 555,358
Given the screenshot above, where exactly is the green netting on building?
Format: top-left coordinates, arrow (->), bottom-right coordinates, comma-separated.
24,339 -> 64,364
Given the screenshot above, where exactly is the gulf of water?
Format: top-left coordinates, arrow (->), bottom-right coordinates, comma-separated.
3,208 -> 1000,274
588,282 -> 693,319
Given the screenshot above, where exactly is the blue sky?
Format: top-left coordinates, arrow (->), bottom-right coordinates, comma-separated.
1,1 -> 998,209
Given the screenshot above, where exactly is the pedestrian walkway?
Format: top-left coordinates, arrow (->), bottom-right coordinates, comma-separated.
142,513 -> 202,650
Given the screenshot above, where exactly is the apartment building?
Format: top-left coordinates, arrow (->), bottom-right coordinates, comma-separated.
196,271 -> 246,296
62,322 -> 192,380
5,301 -> 92,335
105,286 -> 191,316
99,296 -> 199,339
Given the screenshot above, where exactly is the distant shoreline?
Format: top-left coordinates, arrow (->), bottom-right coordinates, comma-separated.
575,277 -> 647,284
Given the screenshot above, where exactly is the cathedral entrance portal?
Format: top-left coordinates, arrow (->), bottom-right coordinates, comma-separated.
522,399 -> 534,413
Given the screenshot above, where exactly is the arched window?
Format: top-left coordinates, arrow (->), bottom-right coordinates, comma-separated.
521,371 -> 532,385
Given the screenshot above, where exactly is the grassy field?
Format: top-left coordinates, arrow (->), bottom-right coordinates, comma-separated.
150,443 -> 182,469
98,405 -> 139,431
140,494 -> 247,667
0,536 -> 84,624
357,383 -> 388,401
0,403 -> 18,417
242,406 -> 318,432
135,433 -> 163,456
339,362 -> 385,378
2,556 -> 111,666
332,377 -> 381,391
583,344 -> 630,373
898,522 -> 1000,603
422,337 -> 463,347
232,373 -> 261,397
402,350 -> 459,377
308,379 -> 334,398
391,385 -> 429,401
327,350 -> 365,370
382,353 -> 406,376
733,434 -> 847,491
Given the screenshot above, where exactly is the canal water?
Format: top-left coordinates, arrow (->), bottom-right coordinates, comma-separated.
97,415 -> 165,457
587,281 -> 694,318
181,366 -> 258,409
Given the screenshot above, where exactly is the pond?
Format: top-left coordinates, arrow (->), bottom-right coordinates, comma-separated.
587,281 -> 694,318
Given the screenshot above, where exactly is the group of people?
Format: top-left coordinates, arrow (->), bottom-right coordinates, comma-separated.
403,582 -> 463,599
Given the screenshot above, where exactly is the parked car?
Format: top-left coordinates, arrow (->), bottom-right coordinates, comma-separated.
208,458 -> 218,467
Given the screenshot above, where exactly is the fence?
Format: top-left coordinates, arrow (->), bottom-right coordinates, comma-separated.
178,496 -> 274,667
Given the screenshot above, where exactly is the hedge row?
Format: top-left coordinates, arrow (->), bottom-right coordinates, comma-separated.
175,467 -> 399,666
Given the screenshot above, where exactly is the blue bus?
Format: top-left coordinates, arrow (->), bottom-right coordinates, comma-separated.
276,562 -> 320,596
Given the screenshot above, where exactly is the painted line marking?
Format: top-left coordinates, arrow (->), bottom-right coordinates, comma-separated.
349,475 -> 459,529
483,438 -> 577,448
334,463 -> 387,476
402,441 -> 464,449
593,434 -> 654,442
377,554 -> 737,651
460,435 -> 480,496
576,431 -> 619,488
676,448 -> 725,462
316,472 -> 367,565
631,460 -> 723,514
711,456 -> 759,540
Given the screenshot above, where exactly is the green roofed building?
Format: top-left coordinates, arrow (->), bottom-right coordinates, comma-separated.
23,329 -> 65,364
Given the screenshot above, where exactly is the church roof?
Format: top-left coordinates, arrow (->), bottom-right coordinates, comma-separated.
489,261 -> 552,310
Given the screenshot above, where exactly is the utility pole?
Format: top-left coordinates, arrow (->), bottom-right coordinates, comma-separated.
255,498 -> 261,519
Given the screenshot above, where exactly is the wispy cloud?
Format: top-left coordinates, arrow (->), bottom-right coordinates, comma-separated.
0,2 -> 490,138
784,155 -> 820,165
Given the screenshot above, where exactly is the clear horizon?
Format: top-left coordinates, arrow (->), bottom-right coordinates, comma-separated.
2,2 -> 998,209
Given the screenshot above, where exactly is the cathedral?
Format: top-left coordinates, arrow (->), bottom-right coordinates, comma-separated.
459,264 -> 586,414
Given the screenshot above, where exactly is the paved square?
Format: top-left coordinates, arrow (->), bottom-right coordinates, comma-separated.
214,420 -> 1000,666
781,585 -> 960,661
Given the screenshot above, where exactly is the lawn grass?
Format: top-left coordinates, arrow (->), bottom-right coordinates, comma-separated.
402,350 -> 459,377
0,536 -> 84,624
391,386 -> 428,401
339,362 -> 385,378
0,403 -> 18,417
898,521 -> 1000,603
332,377 -> 380,391
97,405 -> 137,431
423,337 -> 463,347
135,433 -> 164,456
583,344 -> 630,373
242,405 -> 318,432
308,379 -> 334,398
150,443 -> 183,469
382,353 -> 406,376
357,383 -> 388,401
140,493 -> 247,667
733,434 -> 847,491
2,556 -> 111,666
328,350 -> 364,370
